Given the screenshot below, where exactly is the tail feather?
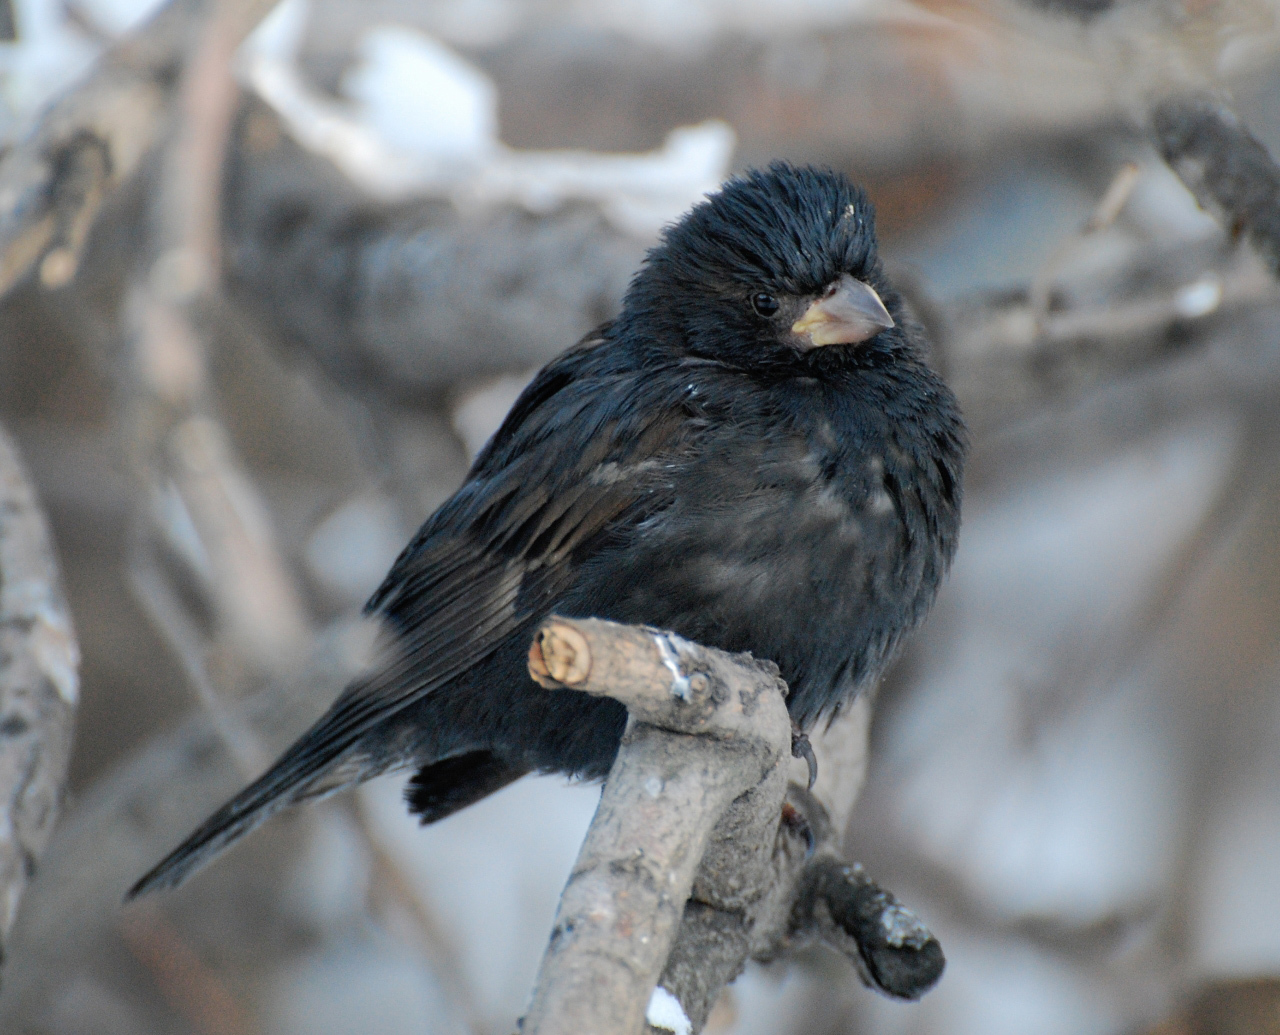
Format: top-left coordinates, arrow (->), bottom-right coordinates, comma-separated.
405,751 -> 528,824
126,731 -> 381,900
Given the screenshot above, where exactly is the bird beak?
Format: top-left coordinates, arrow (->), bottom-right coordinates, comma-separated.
791,274 -> 894,347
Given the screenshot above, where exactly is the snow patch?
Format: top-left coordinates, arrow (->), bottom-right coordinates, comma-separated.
646,986 -> 691,1035
239,4 -> 734,237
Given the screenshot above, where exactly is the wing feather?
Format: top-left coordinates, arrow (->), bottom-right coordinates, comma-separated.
128,341 -> 691,898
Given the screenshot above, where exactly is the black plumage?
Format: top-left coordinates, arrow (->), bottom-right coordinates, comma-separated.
130,164 -> 965,898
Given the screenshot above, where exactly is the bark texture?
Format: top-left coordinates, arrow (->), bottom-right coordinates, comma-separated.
522,618 -> 942,1035
0,425 -> 78,969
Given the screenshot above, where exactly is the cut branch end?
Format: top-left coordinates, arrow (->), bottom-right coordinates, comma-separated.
529,622 -> 592,688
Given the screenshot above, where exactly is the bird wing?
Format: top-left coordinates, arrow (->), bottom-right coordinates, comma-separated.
353,334 -> 690,726
128,339 -> 691,897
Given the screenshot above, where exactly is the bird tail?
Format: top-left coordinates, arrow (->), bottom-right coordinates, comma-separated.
125,712 -> 389,900
405,750 -> 529,824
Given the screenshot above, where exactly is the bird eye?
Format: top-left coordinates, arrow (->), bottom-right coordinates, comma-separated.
751,293 -> 779,317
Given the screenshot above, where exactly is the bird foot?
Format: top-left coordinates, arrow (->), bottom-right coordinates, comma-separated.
810,859 -> 946,1000
791,723 -> 818,789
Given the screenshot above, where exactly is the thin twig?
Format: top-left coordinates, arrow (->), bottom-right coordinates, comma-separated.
950,246 -> 1277,432
350,798 -> 489,1035
1028,161 -> 1142,319
118,902 -> 260,1035
127,0 -> 309,686
129,556 -> 267,776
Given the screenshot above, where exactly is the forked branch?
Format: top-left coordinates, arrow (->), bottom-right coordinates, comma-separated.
522,617 -> 943,1035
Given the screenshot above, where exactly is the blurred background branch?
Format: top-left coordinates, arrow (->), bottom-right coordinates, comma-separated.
1153,93 -> 1280,274
0,424 -> 77,975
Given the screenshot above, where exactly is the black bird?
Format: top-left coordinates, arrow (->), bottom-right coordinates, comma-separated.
130,164 -> 965,898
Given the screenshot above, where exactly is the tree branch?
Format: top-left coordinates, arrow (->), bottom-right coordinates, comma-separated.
223,107 -> 1280,439
1152,94 -> 1280,276
946,245 -> 1278,433
522,618 -> 943,1035
126,0 -> 311,694
0,0 -> 278,298
0,424 -> 79,971
522,617 -> 792,1035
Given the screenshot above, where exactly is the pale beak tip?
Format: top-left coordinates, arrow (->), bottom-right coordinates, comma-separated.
792,276 -> 895,347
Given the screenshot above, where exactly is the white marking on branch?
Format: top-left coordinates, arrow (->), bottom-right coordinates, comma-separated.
653,631 -> 692,701
647,985 -> 693,1035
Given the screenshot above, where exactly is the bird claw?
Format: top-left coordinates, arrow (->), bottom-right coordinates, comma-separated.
791,725 -> 818,789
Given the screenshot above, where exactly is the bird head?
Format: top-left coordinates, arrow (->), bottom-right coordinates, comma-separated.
622,163 -> 905,370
